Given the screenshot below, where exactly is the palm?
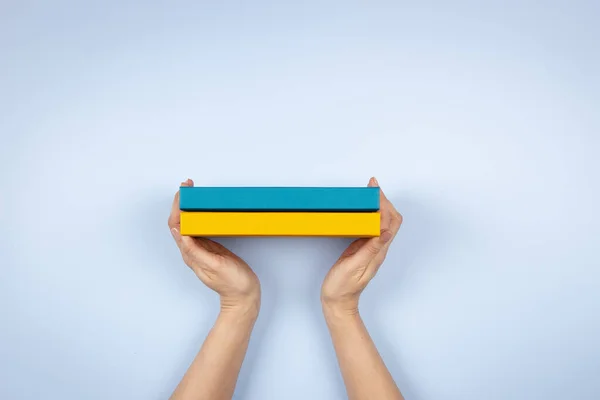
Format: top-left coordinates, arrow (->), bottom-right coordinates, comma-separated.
184,237 -> 258,296
322,238 -> 375,302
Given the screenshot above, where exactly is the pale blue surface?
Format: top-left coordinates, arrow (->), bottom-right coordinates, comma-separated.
1,1 -> 599,399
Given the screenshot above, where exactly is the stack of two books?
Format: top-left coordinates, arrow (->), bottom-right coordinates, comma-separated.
179,187 -> 381,237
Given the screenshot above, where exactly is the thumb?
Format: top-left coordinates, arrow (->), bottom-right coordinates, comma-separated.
171,228 -> 212,261
171,227 -> 184,249
356,229 -> 393,258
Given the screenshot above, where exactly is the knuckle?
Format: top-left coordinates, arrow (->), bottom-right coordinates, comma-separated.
168,216 -> 176,229
394,211 -> 403,224
366,244 -> 381,256
181,244 -> 192,257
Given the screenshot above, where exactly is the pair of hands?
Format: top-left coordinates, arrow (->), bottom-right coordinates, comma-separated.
168,178 -> 402,315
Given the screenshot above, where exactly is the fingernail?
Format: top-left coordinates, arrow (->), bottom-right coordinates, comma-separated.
380,230 -> 392,243
171,227 -> 180,237
373,177 -> 379,186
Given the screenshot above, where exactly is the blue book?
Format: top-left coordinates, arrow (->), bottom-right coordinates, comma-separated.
179,187 -> 380,211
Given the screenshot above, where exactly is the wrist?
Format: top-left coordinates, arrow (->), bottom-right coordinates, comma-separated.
321,297 -> 360,322
219,293 -> 260,321
322,304 -> 362,332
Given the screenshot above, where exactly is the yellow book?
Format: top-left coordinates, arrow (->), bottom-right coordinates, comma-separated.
180,212 -> 380,237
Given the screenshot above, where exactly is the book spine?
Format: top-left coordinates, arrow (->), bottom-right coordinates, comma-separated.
180,212 -> 381,237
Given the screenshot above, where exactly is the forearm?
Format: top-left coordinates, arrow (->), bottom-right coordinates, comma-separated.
171,302 -> 259,400
323,304 -> 403,400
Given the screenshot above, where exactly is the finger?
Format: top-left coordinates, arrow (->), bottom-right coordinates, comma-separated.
181,235 -> 203,255
171,229 -> 214,280
170,227 -> 184,249
168,191 -> 181,229
193,237 -> 224,255
168,179 -> 194,229
339,238 -> 368,259
380,192 -> 402,233
368,177 -> 392,232
353,229 -> 393,263
373,208 -> 402,271
171,227 -> 202,251
369,177 -> 402,235
369,176 -> 390,205
171,227 -> 213,259
369,177 -> 397,213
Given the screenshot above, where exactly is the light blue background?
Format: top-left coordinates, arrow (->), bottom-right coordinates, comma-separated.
1,1 -> 599,399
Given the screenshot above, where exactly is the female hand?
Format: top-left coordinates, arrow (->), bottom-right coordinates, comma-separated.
168,179 -> 261,313
321,177 -> 402,314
